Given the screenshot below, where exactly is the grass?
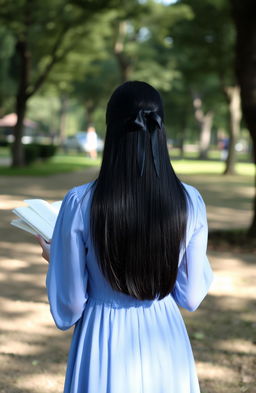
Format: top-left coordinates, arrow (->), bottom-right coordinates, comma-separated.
0,146 -> 10,157
0,147 -> 254,177
172,160 -> 255,176
169,148 -> 252,162
0,154 -> 101,176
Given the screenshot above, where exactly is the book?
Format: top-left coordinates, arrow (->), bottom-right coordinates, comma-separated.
11,199 -> 62,242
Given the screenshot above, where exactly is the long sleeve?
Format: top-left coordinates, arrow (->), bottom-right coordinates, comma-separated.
172,191 -> 213,312
46,189 -> 88,330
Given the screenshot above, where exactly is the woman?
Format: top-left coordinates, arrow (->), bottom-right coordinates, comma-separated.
38,81 -> 213,393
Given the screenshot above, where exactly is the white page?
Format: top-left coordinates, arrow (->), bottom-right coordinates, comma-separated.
11,218 -> 38,236
12,206 -> 54,242
51,200 -> 62,213
24,199 -> 58,227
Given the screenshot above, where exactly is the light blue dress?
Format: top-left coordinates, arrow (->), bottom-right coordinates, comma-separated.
47,182 -> 213,393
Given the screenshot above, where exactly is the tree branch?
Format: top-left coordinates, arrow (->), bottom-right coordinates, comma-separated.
26,31 -> 67,99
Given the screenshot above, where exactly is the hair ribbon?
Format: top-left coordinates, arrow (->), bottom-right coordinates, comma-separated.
133,109 -> 162,177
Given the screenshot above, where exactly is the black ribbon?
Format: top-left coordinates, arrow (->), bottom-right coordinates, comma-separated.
133,109 -> 162,177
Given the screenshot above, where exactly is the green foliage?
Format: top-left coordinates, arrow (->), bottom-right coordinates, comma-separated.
171,0 -> 235,86
0,26 -> 16,115
23,143 -> 57,165
0,0 -> 240,146
24,144 -> 40,165
38,144 -> 57,160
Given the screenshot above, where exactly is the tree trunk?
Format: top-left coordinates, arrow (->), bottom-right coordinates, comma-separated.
59,95 -> 68,146
247,130 -> 256,236
12,39 -> 30,167
178,134 -> 185,159
199,111 -> 213,159
223,86 -> 241,175
86,107 -> 94,126
12,96 -> 26,166
114,21 -> 131,82
178,106 -> 189,159
192,95 -> 213,159
85,99 -> 96,128
230,0 -> 256,236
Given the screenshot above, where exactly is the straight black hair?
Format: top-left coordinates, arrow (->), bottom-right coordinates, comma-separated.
90,81 -> 189,300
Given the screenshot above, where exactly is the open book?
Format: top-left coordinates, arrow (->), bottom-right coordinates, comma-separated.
11,199 -> 62,242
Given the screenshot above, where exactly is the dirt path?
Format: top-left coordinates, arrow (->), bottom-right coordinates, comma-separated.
0,169 -> 255,393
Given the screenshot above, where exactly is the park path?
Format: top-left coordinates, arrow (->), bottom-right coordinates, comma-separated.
0,168 -> 255,393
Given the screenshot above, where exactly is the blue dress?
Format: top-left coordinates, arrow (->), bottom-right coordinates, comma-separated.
47,182 -> 213,393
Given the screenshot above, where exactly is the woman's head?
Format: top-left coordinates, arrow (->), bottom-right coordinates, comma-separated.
106,81 -> 164,127
90,81 -> 188,300
103,81 -> 167,179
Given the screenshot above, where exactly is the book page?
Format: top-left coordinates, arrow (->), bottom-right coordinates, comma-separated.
12,206 -> 54,242
51,200 -> 62,213
11,219 -> 38,236
24,199 -> 58,227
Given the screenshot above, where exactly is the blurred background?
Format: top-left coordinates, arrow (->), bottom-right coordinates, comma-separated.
0,0 -> 255,392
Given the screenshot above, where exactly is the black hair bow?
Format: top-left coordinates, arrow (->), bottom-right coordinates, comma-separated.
133,109 -> 162,177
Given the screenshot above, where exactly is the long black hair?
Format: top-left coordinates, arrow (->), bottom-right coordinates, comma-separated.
90,81 -> 188,300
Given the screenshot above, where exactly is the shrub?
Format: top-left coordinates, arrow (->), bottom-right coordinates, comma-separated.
38,144 -> 57,160
24,144 -> 57,165
24,144 -> 40,165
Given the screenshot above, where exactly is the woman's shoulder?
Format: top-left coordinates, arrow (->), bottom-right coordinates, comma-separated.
58,182 -> 95,218
65,181 -> 96,203
182,182 -> 203,201
182,182 -> 207,225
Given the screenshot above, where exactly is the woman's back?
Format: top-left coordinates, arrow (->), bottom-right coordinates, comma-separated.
46,81 -> 213,393
46,180 -> 213,393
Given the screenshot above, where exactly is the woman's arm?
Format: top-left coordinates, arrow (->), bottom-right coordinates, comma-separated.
36,235 -> 50,262
172,191 -> 213,312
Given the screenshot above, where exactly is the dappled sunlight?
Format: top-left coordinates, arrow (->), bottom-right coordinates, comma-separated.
180,173 -> 254,230
16,373 -> 62,393
197,362 -> 237,381
180,249 -> 256,393
214,339 -> 256,356
1,295 -> 71,393
0,197 -> 27,209
207,206 -> 253,229
208,252 -> 256,299
0,337 -> 45,356
0,258 -> 29,270
1,171 -> 255,393
1,240 -> 43,253
0,299 -> 51,330
0,351 -> 66,393
0,240 -> 48,264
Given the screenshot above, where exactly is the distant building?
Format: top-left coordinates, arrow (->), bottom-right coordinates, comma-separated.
0,113 -> 39,145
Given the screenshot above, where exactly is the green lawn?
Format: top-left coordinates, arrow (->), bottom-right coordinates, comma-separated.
0,149 -> 254,177
169,148 -> 252,162
0,154 -> 101,176
0,146 -> 10,157
172,160 -> 255,176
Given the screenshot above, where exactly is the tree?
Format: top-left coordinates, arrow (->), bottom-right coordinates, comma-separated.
170,0 -> 241,168
0,27 -> 16,116
68,0 -> 193,135
229,0 -> 256,235
0,0 -> 122,166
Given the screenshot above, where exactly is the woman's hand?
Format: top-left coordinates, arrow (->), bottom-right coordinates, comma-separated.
36,235 -> 51,263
